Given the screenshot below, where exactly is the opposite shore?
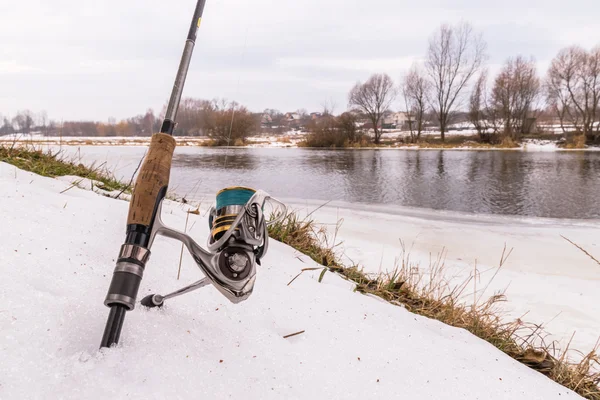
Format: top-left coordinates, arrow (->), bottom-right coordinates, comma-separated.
2,133 -> 600,151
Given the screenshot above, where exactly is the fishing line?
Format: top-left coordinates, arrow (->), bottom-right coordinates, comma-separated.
223,21 -> 251,167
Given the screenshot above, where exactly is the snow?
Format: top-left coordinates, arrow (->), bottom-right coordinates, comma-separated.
0,134 -> 304,149
0,134 -> 211,147
4,133 -> 600,151
0,162 -> 581,399
285,199 -> 600,358
522,139 -> 559,151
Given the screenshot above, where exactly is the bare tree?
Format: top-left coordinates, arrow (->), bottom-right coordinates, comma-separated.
425,22 -> 487,141
320,98 -> 338,117
12,110 -> 34,134
469,70 -> 491,141
304,112 -> 363,147
0,117 -> 14,136
37,111 -> 48,135
337,112 -> 362,144
205,101 -> 258,145
172,97 -> 213,136
348,73 -> 397,144
547,45 -> 600,141
491,56 -> 541,140
401,64 -> 431,142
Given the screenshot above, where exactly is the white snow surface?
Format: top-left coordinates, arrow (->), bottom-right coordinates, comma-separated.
0,162 -> 581,399
285,199 -> 600,358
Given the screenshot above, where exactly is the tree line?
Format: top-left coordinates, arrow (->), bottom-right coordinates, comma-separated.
0,109 -> 161,137
1,100 -> 260,145
347,22 -> 599,145
3,21 -> 598,147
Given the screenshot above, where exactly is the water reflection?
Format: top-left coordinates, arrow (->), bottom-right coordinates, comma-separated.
171,148 -> 600,218
174,152 -> 258,171
65,146 -> 600,219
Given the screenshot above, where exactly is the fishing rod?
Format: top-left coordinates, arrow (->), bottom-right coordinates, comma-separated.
100,0 -> 284,348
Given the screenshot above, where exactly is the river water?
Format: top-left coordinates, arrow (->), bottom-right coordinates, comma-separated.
59,146 -> 600,219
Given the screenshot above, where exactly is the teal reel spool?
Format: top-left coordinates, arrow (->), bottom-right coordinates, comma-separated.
210,187 -> 256,241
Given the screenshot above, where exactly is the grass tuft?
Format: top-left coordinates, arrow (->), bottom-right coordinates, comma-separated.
0,144 -> 130,193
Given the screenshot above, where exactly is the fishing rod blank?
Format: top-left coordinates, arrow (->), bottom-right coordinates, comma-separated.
100,0 -> 207,348
100,0 -> 286,349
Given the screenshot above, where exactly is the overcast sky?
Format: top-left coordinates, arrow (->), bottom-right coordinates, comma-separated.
1,0 -> 599,121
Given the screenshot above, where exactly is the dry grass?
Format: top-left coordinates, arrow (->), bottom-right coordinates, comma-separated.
563,134 -> 588,149
0,144 -> 130,193
416,136 -> 519,149
268,211 -> 600,399
555,132 -> 590,149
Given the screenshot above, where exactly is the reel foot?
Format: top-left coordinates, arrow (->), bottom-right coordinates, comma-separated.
141,294 -> 164,308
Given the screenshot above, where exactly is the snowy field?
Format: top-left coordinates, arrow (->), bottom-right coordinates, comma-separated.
0,162 -> 582,399
0,133 -> 303,148
285,200 -> 600,358
0,134 -> 212,147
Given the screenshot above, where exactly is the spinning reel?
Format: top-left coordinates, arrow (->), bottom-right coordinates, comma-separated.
136,187 -> 285,308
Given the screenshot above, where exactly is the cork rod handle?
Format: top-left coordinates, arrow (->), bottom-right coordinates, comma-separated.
127,133 -> 176,226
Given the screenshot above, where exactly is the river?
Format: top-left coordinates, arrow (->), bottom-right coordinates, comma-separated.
58,146 -> 600,219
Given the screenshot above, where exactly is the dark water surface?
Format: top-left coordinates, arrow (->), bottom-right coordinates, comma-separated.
65,147 -> 600,219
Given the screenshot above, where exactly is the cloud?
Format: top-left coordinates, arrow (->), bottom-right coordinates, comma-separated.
276,57 -> 420,73
0,0 -> 598,120
0,61 -> 44,74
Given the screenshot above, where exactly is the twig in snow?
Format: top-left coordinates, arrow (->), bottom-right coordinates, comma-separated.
177,211 -> 191,280
113,152 -> 146,199
305,200 -> 332,220
60,179 -> 84,194
287,267 -> 323,286
283,330 -> 305,339
476,243 -> 513,305
561,235 -> 600,266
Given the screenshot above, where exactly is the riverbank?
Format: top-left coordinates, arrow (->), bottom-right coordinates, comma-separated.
0,159 -> 595,399
2,134 -> 600,151
1,146 -> 598,398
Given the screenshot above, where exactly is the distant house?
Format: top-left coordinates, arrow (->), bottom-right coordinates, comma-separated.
383,112 -> 409,128
284,112 -> 301,122
310,112 -> 322,120
283,112 -> 305,129
260,113 -> 273,128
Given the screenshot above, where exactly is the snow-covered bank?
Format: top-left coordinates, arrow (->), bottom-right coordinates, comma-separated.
4,134 -> 600,151
0,162 -> 580,399
286,199 -> 600,357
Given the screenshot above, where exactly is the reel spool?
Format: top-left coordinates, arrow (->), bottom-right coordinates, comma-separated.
210,187 -> 256,242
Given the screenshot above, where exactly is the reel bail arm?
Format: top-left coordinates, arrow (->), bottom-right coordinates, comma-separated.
139,189 -> 285,309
